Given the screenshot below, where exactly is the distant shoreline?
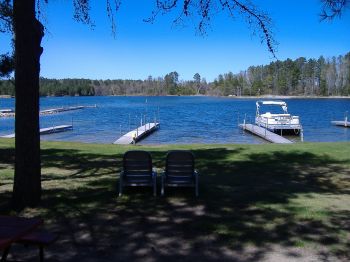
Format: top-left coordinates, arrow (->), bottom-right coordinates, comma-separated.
225,95 -> 350,99
1,94 -> 349,99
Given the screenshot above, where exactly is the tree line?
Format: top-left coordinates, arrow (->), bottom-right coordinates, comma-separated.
212,52 -> 350,96
1,52 -> 349,97
0,73 -> 209,96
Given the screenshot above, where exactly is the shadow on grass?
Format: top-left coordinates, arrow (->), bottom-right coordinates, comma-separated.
0,146 -> 350,261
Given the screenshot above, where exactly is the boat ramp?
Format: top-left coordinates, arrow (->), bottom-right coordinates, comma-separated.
1,125 -> 73,138
239,123 -> 293,144
113,122 -> 160,145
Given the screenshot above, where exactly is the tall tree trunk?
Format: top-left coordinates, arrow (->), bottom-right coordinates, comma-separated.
12,0 -> 44,209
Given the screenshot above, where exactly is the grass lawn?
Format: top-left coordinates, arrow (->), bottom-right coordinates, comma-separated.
1,138 -> 350,261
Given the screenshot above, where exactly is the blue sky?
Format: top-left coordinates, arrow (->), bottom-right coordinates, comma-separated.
1,0 -> 349,81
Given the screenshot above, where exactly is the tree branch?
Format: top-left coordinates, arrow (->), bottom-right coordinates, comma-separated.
230,0 -> 276,57
320,0 -> 348,20
145,0 -> 277,57
0,0 -> 12,32
106,0 -> 121,36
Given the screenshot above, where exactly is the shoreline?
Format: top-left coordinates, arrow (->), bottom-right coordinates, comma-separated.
1,94 -> 350,99
226,95 -> 350,99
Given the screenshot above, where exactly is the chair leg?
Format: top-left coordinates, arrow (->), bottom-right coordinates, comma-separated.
39,246 -> 44,262
195,174 -> 199,197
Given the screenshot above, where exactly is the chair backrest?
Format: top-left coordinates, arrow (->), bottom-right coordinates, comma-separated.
123,150 -> 152,177
165,151 -> 194,181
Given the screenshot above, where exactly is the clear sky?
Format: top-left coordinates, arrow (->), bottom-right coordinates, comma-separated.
1,0 -> 349,81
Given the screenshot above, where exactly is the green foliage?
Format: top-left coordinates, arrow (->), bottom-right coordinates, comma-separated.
0,74 -> 202,97
38,78 -> 95,96
0,0 -> 12,33
193,73 -> 201,83
0,78 -> 14,96
212,52 -> 350,97
0,53 -> 14,78
1,52 -> 349,97
164,71 -> 179,95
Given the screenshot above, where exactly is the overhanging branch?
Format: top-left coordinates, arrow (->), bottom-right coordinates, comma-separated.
145,0 -> 277,57
320,0 -> 348,20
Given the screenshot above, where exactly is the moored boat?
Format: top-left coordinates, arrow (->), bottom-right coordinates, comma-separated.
255,101 -> 302,135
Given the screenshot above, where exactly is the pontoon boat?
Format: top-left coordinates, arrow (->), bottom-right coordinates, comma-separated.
255,101 -> 302,135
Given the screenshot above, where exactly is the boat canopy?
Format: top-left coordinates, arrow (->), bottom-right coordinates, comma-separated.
256,101 -> 288,114
258,101 -> 287,106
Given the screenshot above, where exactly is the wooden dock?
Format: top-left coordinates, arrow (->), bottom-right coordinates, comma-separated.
39,105 -> 96,115
1,105 -> 96,117
331,116 -> 349,128
239,123 -> 293,144
113,123 -> 160,145
0,109 -> 13,113
331,121 -> 349,127
0,109 -> 15,117
332,113 -> 349,127
1,125 -> 73,138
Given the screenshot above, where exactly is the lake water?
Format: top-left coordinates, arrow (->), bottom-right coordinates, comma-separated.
1,96 -> 349,144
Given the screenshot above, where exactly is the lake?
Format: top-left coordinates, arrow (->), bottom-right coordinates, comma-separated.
1,96 -> 349,144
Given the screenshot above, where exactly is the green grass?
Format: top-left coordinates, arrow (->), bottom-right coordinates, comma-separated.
1,138 -> 350,260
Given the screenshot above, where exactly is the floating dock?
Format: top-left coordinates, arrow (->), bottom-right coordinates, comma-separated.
113,122 -> 160,145
0,109 -> 15,117
331,112 -> 350,128
0,105 -> 96,117
239,123 -> 293,144
0,109 -> 13,113
331,115 -> 349,128
1,125 -> 73,138
331,121 -> 349,127
39,105 -> 97,115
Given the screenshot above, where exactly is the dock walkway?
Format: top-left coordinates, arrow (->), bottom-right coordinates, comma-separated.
113,123 -> 160,145
39,105 -> 97,115
0,109 -> 15,117
0,105 -> 96,117
239,123 -> 293,144
1,125 -> 73,138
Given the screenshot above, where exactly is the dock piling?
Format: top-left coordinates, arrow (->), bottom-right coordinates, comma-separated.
345,111 -> 348,127
301,126 -> 304,142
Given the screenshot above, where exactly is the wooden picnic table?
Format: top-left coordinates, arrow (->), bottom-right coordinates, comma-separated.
0,215 -> 43,261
